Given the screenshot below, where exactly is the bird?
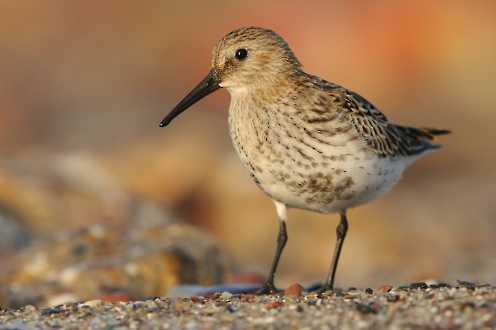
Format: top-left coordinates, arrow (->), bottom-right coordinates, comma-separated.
159,27 -> 450,294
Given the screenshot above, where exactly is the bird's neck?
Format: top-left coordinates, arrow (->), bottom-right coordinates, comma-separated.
227,71 -> 301,104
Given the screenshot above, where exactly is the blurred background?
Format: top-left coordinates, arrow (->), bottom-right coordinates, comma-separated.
0,0 -> 495,306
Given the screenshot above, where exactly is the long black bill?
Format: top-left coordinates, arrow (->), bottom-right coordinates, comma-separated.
159,70 -> 220,127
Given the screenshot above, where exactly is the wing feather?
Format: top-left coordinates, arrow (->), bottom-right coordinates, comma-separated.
306,76 -> 449,157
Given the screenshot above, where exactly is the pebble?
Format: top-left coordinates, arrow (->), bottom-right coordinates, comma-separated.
99,294 -> 131,303
79,300 -> 103,308
265,301 -> 283,309
40,305 -> 65,316
377,285 -> 393,293
355,302 -> 378,314
1,284 -> 495,329
45,293 -> 79,307
386,294 -> 399,303
219,291 -> 233,300
410,282 -> 429,290
284,283 -> 303,297
457,280 -> 476,290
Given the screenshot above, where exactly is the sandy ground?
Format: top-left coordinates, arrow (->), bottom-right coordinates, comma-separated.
1,282 -> 495,330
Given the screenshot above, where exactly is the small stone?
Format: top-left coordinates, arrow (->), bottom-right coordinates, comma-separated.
365,288 -> 373,294
430,282 -> 452,289
284,283 -> 303,297
211,293 -> 222,299
240,294 -> 256,303
410,282 -> 428,290
41,305 -> 65,316
457,280 -> 476,290
476,283 -> 491,288
23,305 -> 37,313
99,294 -> 131,302
79,300 -> 103,308
46,293 -> 79,307
377,285 -> 393,293
265,301 -> 283,309
174,298 -> 192,313
437,282 -> 452,288
355,302 -> 378,314
220,291 -> 232,300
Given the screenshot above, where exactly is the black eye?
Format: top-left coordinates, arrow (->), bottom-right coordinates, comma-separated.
235,48 -> 248,60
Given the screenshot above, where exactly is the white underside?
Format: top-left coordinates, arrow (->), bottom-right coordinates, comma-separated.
258,154 -> 415,214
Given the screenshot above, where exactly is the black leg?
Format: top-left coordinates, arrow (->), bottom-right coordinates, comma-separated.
258,220 -> 288,294
322,211 -> 349,292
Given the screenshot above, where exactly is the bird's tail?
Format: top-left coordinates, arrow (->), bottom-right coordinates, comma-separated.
397,126 -> 451,141
417,127 -> 451,139
393,125 -> 451,154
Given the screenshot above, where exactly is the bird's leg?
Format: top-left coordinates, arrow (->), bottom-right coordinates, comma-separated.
258,202 -> 288,295
321,211 -> 349,292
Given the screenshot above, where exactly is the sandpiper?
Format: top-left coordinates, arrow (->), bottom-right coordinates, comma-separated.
159,27 -> 449,294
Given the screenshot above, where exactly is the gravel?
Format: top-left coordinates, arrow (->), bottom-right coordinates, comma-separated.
1,284 -> 495,329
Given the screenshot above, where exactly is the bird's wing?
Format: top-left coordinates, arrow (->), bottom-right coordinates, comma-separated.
308,76 -> 449,157
343,89 -> 444,157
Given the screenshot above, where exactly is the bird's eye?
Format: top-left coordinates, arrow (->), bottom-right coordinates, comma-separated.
235,48 -> 248,60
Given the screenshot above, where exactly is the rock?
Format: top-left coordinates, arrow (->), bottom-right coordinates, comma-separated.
79,300 -> 103,308
219,292 -> 233,300
284,283 -> 303,297
410,282 -> 429,290
457,280 -> 476,290
45,293 -> 79,307
377,285 -> 393,293
0,154 -> 131,240
0,206 -> 31,253
174,298 -> 192,313
0,221 -> 229,308
265,301 -> 283,309
99,294 -> 131,303
386,294 -> 399,303
355,302 -> 378,314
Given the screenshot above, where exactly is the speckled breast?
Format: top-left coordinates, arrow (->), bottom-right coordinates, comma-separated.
227,98 -> 406,213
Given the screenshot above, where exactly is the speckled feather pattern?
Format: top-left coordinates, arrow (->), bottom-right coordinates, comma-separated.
214,27 -> 448,213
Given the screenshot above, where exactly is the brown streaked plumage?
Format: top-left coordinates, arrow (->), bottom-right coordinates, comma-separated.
159,26 -> 450,293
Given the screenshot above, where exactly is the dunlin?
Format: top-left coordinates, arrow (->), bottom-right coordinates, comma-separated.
159,27 -> 449,293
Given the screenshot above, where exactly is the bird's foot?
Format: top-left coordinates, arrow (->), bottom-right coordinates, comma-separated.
317,284 -> 335,295
256,282 -> 279,295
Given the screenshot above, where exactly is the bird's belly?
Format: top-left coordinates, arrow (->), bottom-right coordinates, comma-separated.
248,153 -> 406,214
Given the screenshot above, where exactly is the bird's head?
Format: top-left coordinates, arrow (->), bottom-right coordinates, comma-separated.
212,27 -> 300,92
160,27 -> 300,127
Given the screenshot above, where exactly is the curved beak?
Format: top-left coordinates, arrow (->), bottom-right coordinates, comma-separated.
159,70 -> 221,127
